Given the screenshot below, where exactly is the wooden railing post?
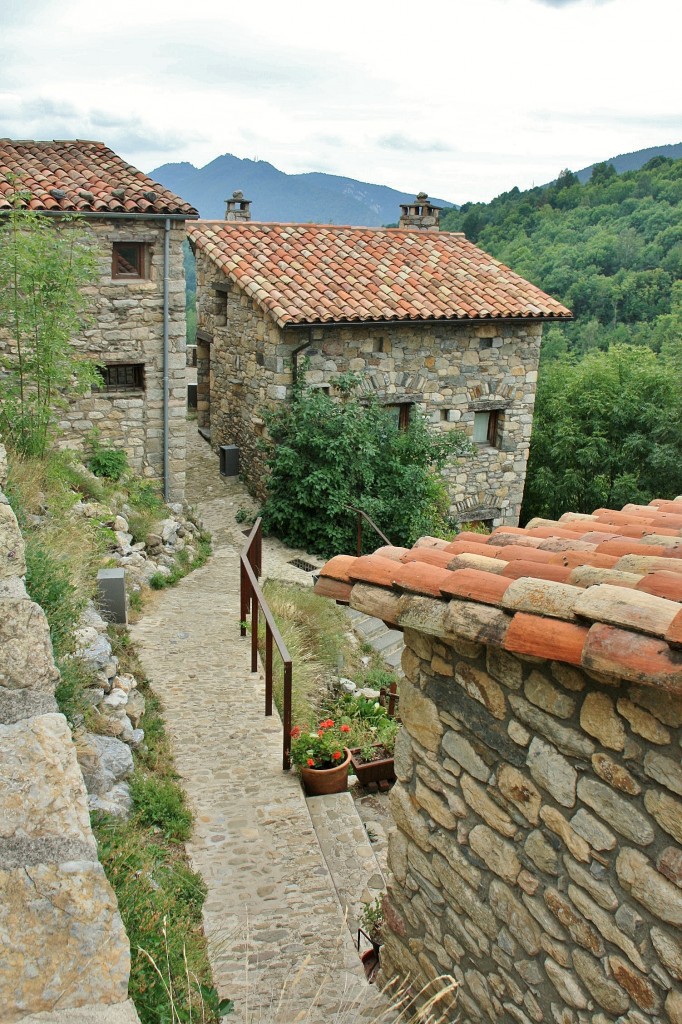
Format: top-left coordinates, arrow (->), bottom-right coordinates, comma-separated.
265,623 -> 273,716
240,559 -> 247,637
251,598 -> 258,674
282,661 -> 292,770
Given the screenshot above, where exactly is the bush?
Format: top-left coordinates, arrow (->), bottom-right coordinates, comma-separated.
260,381 -> 472,557
24,541 -> 84,658
129,774 -> 193,842
87,430 -> 129,481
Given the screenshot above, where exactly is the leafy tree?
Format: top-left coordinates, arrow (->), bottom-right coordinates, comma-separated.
522,345 -> 682,522
260,380 -> 473,556
0,196 -> 100,456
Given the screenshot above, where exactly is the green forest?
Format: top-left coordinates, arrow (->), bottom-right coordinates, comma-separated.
440,157 -> 682,522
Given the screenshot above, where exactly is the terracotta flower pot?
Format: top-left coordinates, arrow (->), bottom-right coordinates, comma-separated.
300,747 -> 351,796
349,745 -> 395,787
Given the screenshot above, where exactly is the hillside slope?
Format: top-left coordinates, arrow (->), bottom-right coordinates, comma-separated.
149,153 -> 453,225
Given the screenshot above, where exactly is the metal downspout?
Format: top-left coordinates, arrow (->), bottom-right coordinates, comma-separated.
163,217 -> 170,502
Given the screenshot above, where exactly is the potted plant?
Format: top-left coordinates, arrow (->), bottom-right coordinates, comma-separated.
349,717 -> 398,787
290,718 -> 352,796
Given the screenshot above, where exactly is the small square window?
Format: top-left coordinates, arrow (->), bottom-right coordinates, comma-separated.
473,409 -> 500,446
373,338 -> 384,353
480,338 -> 493,350
99,363 -> 145,392
112,242 -> 147,279
387,402 -> 413,430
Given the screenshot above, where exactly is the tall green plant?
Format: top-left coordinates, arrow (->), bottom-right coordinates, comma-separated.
260,381 -> 472,556
0,193 -> 100,456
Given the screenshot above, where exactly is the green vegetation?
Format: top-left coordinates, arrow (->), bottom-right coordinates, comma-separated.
87,430 -> 130,481
441,157 -> 682,519
261,375 -> 471,557
0,197 -> 101,456
147,532 -> 212,590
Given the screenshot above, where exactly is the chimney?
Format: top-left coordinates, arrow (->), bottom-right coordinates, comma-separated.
399,192 -> 441,231
224,189 -> 252,221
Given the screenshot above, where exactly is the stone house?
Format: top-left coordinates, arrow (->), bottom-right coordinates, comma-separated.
315,500 -> 682,1023
188,197 -> 571,528
0,139 -> 198,501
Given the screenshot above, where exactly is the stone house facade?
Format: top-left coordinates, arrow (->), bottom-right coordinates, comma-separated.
0,139 -> 198,501
188,201 -> 571,528
315,499 -> 682,1023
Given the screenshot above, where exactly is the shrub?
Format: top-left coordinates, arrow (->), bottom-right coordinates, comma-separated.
260,380 -> 472,557
130,774 -> 193,842
24,540 -> 84,658
87,430 -> 129,481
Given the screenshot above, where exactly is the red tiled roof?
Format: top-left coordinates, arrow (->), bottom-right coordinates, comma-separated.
0,139 -> 197,217
314,497 -> 682,695
187,220 -> 572,328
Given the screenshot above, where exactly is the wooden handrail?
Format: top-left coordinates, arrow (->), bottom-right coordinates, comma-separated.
239,519 -> 293,770
345,505 -> 392,557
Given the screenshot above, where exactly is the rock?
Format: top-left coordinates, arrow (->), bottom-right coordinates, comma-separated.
76,633 -> 114,669
400,677 -> 442,751
337,677 -> 356,694
124,690 -> 145,728
523,893 -> 568,941
524,672 -> 576,719
627,685 -> 682,727
544,958 -> 589,1010
527,737 -> 577,807
508,720 -> 531,746
580,692 -> 626,750
569,883 -> 647,971
129,728 -> 145,748
469,824 -> 520,883
616,698 -> 671,744
113,515 -> 129,532
87,782 -> 132,818
590,753 -> 640,795
160,519 -> 178,544
609,955 -> 660,1012
572,949 -> 629,1015
576,778 -> 654,845
658,846 -> 682,888
79,603 -> 108,632
113,674 -> 136,694
563,857 -> 618,911
389,783 -> 431,852
497,765 -> 542,824
540,806 -> 590,863
460,773 -> 516,836
524,829 -> 560,875
489,880 -> 542,955
0,599 -> 60,692
650,925 -> 682,981
667,989 -> 682,1024
442,731 -> 491,782
643,750 -> 682,796
543,888 -> 604,956
454,663 -> 507,720
83,687 -> 105,707
487,646 -> 524,690
76,733 -> 133,795
510,695 -> 595,758
616,847 -> 682,926
415,779 -> 458,830
0,498 -> 26,579
643,789 -> 682,843
103,689 -> 128,710
569,808 -> 616,851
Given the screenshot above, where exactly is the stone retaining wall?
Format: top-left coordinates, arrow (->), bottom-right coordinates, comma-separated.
381,625 -> 682,1024
0,443 -> 139,1023
194,250 -> 541,526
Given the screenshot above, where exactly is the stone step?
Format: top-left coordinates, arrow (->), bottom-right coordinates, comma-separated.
354,616 -> 389,640
306,790 -> 386,944
372,629 -> 404,655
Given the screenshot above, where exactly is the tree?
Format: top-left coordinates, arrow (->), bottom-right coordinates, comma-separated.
0,197 -> 100,456
522,345 -> 682,522
260,379 -> 473,556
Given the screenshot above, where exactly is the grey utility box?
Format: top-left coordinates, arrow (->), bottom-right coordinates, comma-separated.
219,444 -> 240,477
97,567 -> 128,624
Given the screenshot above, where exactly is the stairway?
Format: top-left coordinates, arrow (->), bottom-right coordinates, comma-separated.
345,608 -> 404,673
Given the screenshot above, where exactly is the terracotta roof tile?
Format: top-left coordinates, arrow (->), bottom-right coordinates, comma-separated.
312,494 -> 682,694
319,554 -> 357,583
187,220 -> 572,328
0,139 -> 197,216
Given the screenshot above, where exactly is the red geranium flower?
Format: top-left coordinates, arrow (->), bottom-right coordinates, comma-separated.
332,750 -> 342,760
291,726 -> 301,739
307,758 -> 315,767
340,724 -> 351,733
318,730 -> 324,737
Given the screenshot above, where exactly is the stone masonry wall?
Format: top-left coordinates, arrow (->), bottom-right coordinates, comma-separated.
194,250 -> 542,525
381,626 -> 682,1024
0,218 -> 187,501
0,443 -> 139,1022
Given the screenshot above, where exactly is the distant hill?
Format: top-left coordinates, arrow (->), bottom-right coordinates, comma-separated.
148,153 -> 454,226
570,143 -> 682,183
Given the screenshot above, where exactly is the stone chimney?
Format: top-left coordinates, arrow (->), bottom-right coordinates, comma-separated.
225,190 -> 251,221
399,192 -> 441,231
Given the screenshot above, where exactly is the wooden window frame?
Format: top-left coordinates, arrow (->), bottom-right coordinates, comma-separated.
473,409 -> 501,447
98,363 -> 145,393
387,402 -> 413,431
112,242 -> 147,280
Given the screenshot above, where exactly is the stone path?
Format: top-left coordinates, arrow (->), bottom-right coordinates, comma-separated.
131,432 -> 391,1024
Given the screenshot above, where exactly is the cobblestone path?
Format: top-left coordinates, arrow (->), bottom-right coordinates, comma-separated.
131,432 -> 388,1023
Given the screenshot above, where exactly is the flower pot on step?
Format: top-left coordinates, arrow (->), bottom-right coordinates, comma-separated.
300,747 -> 351,796
349,745 -> 395,787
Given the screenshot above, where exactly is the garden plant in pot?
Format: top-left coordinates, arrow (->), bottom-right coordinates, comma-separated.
290,718 -> 352,796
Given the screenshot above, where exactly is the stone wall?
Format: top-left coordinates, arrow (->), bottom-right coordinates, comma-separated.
380,623 -> 682,1024
194,250 -> 542,525
0,218 -> 187,501
0,443 -> 139,1023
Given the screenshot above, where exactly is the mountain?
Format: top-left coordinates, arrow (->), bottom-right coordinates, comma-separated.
148,153 -> 454,225
571,143 -> 682,183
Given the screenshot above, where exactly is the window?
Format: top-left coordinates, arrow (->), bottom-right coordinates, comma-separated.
480,338 -> 493,350
473,409 -> 500,446
112,242 -> 147,279
387,402 -> 413,430
99,363 -> 145,392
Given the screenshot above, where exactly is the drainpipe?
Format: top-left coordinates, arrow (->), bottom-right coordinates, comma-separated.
291,327 -> 314,386
163,217 -> 170,502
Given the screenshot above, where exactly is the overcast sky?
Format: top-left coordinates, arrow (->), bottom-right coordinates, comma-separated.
1,0 -> 679,205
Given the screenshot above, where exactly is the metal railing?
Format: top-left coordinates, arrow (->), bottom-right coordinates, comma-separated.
345,505 -> 392,557
240,518 -> 293,770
